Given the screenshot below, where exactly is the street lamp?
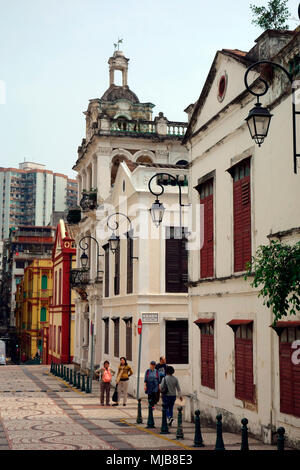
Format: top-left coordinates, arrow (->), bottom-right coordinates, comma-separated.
244,60 -> 299,173
148,172 -> 188,228
106,212 -> 138,259
78,235 -> 103,280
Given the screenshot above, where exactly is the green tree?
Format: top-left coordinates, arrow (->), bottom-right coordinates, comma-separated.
250,0 -> 290,30
245,240 -> 300,324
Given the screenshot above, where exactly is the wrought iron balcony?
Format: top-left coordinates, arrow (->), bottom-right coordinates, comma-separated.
70,268 -> 90,288
66,208 -> 81,224
79,190 -> 97,212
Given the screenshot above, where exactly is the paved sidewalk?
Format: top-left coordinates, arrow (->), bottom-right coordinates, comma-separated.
0,365 -> 289,451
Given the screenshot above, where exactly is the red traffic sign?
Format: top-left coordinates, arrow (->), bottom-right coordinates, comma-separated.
137,319 -> 142,335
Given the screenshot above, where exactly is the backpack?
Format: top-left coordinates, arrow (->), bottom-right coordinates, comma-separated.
102,368 -> 112,383
146,369 -> 159,380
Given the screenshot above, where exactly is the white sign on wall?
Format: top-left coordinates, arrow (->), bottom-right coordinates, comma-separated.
141,313 -> 159,324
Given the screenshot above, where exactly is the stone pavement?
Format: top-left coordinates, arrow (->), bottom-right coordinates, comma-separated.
0,364 -> 287,451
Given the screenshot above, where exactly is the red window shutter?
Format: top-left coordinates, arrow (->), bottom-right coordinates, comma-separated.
280,342 -> 300,417
233,174 -> 251,272
235,338 -> 254,401
201,332 -> 215,389
200,183 -> 214,278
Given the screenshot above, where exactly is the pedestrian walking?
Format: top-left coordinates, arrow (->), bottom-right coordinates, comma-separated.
113,357 -> 133,406
144,361 -> 160,409
95,361 -> 115,406
160,365 -> 183,426
155,356 -> 167,403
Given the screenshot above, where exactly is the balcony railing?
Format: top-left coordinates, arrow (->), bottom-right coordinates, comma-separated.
79,190 -> 97,211
110,119 -> 156,135
70,268 -> 90,288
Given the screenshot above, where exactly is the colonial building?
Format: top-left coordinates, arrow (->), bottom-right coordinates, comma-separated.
15,258 -> 53,362
183,28 -> 300,448
70,48 -> 189,392
48,219 -> 77,365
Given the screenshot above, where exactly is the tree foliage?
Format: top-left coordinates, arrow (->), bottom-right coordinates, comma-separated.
245,240 -> 300,324
250,0 -> 290,30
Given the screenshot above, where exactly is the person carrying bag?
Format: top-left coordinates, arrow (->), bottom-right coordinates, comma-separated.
95,360 -> 115,406
160,365 -> 183,426
112,357 -> 133,406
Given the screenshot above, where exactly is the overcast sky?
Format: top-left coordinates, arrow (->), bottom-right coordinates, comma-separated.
0,0 -> 299,179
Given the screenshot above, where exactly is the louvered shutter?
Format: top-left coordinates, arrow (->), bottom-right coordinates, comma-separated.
233,161 -> 251,272
104,245 -> 109,298
165,228 -> 188,293
114,244 -> 120,295
166,320 -> 188,364
201,333 -> 215,389
235,338 -> 254,401
200,184 -> 214,278
125,319 -> 132,361
280,342 -> 300,417
104,319 -> 109,355
114,319 -> 120,358
127,234 -> 133,294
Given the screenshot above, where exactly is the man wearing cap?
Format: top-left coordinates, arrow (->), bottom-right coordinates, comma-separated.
144,361 -> 160,409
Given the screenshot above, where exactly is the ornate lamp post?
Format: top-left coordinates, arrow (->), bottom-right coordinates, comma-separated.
106,212 -> 138,259
148,172 -> 189,228
78,235 -> 103,281
244,60 -> 300,173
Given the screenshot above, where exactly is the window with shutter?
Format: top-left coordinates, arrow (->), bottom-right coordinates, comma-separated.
125,318 -> 132,361
114,243 -> 120,295
165,227 -> 188,293
234,324 -> 254,402
113,318 -> 120,358
40,307 -> 46,323
232,158 -> 251,272
279,328 -> 300,417
127,233 -> 133,294
104,319 -> 109,355
200,322 -> 215,389
199,179 -> 214,278
104,244 -> 109,298
41,274 -> 47,290
165,320 -> 188,364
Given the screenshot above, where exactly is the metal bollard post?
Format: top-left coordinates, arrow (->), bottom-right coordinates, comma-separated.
193,410 -> 204,447
54,363 -> 57,376
241,418 -> 249,451
76,373 -> 81,389
81,374 -> 86,392
160,403 -> 170,434
277,427 -> 285,451
146,398 -> 155,428
69,369 -> 73,385
215,414 -> 225,451
176,406 -> 184,439
136,398 -> 143,424
66,368 -> 70,383
85,375 -> 91,394
73,371 -> 77,387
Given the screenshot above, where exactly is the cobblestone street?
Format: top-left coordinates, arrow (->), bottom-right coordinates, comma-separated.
0,365 -> 284,451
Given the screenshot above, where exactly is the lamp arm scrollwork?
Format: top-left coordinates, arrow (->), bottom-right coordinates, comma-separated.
244,60 -> 293,101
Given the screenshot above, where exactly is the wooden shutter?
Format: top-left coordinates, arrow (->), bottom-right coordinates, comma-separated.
104,245 -> 109,297
104,319 -> 109,355
199,180 -> 214,278
125,319 -> 132,361
127,234 -> 133,294
201,324 -> 215,389
233,159 -> 251,272
279,331 -> 300,417
113,318 -> 120,358
165,227 -> 188,293
235,336 -> 254,402
165,320 -> 188,364
114,243 -> 120,295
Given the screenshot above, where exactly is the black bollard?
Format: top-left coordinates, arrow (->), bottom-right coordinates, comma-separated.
50,362 -> 53,374
146,398 -> 155,428
277,427 -> 285,451
160,403 -> 170,434
215,414 -> 225,451
85,375 -> 91,394
66,368 -> 70,383
193,410 -> 204,447
81,374 -> 86,392
176,406 -> 184,440
241,418 -> 249,451
73,371 -> 77,387
54,363 -> 57,376
136,398 -> 143,424
63,366 -> 66,380
69,370 -> 73,385
76,373 -> 81,389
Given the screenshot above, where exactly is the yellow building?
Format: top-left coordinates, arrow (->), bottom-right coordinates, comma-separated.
18,259 -> 53,362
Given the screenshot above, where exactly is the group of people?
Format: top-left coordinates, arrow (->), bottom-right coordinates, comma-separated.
95,356 -> 182,426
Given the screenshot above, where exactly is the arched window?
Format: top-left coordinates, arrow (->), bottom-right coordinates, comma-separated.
41,275 -> 48,290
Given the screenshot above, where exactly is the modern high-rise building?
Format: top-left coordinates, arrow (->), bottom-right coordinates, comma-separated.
0,162 -> 78,240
